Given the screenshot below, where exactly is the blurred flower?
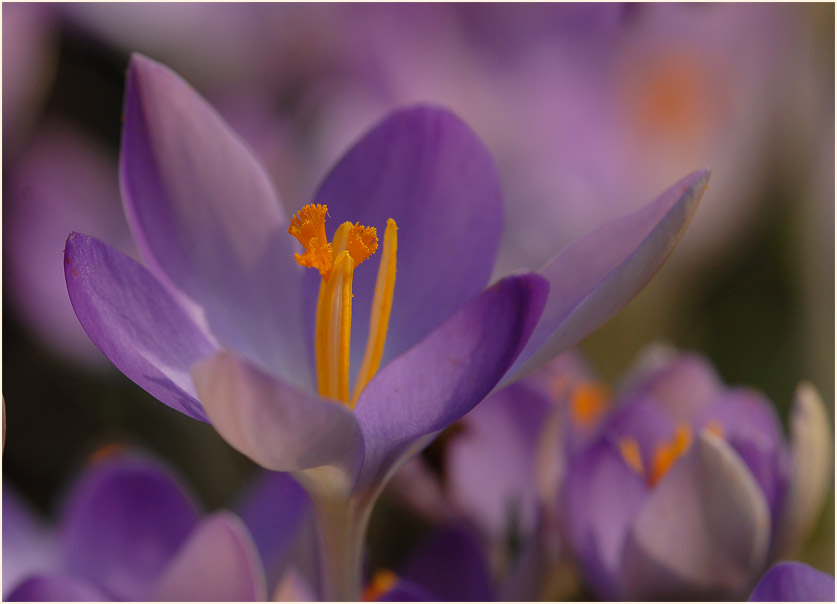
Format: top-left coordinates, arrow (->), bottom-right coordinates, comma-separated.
559,347 -> 832,600
5,122 -> 135,367
2,2 -> 58,151
3,453 -> 265,601
64,54 -> 705,598
749,561 -> 835,602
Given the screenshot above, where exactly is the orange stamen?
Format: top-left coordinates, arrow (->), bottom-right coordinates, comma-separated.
571,382 -> 610,428
619,437 -> 645,476
649,423 -> 693,486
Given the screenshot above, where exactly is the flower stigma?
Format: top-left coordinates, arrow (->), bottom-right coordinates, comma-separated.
289,204 -> 398,408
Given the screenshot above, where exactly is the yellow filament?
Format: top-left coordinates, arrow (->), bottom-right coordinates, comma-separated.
288,203 -> 395,407
362,569 -> 398,601
352,219 -> 398,405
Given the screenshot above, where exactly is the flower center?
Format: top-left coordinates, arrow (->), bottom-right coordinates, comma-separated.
289,204 -> 398,408
618,422 -> 694,486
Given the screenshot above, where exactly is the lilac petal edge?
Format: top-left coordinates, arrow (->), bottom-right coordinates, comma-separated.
507,170 -> 709,383
65,232 -> 213,421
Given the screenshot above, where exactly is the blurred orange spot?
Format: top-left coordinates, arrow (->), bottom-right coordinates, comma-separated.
619,437 -> 645,475
363,569 -> 398,601
571,382 -> 610,428
88,442 -> 126,464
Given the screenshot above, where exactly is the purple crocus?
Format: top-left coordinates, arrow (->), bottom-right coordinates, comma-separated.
3,453 -> 265,601
64,54 -> 707,599
749,562 -> 835,602
558,347 -> 832,600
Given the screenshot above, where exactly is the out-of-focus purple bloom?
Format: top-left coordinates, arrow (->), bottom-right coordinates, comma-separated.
3,453 -> 266,601
5,123 -> 136,366
559,347 -> 832,600
749,561 -> 835,602
64,54 -> 705,598
2,2 -> 57,150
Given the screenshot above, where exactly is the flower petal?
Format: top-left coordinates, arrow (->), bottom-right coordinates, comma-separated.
234,472 -> 311,587
59,455 -> 200,601
561,440 -> 649,600
749,562 -> 835,602
152,512 -> 266,602
65,232 -> 214,421
772,383 -> 832,558
620,432 -> 770,600
507,170 -> 709,382
313,105 -> 504,373
446,382 -> 552,540
354,274 -> 548,489
191,351 -> 363,473
121,53 -> 312,387
2,486 -> 56,598
5,575 -> 108,602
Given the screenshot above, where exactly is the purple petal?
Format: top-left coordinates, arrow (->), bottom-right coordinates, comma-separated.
121,53 -> 312,388
59,456 -> 199,601
378,578 -> 439,602
191,351 -> 363,473
354,274 -> 548,489
696,388 -> 789,518
313,105 -> 504,374
446,382 -> 552,539
2,486 -> 56,597
398,525 -> 493,602
5,575 -> 107,602
65,232 -> 214,421
620,433 -> 771,600
508,170 -> 710,381
619,349 -> 723,421
152,513 -> 266,602
772,383 -> 832,559
750,562 -> 835,602
561,439 -> 648,600
234,472 -> 311,587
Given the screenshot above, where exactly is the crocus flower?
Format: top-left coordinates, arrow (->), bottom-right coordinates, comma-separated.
558,347 -> 832,600
3,453 -> 265,601
749,561 -> 835,602
64,54 -> 707,599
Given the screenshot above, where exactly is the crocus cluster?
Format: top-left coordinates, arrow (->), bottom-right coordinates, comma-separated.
557,347 -> 833,600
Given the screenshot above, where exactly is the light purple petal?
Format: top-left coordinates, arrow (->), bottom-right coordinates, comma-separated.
619,349 -> 723,421
772,383 -> 832,559
120,53 -> 312,388
59,456 -> 200,601
65,232 -> 214,421
696,388 -> 789,518
620,433 -> 771,600
507,170 -> 709,382
398,525 -> 493,602
446,382 -> 552,539
2,486 -> 56,597
313,105 -> 504,375
354,274 -> 548,489
191,351 -> 363,473
5,575 -> 108,602
561,439 -> 648,600
750,562 -> 835,602
152,512 -> 266,602
234,472 -> 311,587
